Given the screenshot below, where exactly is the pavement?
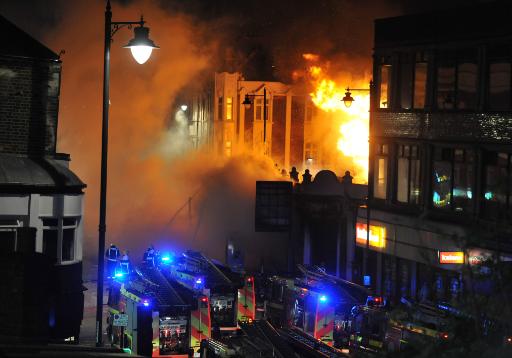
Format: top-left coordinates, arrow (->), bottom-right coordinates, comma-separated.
81,279 -> 110,347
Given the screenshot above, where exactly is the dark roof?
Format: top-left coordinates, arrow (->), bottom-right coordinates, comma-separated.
375,1 -> 512,48
0,14 -> 59,60
0,154 -> 85,194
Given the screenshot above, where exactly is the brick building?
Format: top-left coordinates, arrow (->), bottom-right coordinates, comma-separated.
360,2 -> 512,303
0,15 -> 86,341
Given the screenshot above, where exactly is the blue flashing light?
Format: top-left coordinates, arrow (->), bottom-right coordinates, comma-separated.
160,252 -> 174,265
319,295 -> 328,303
195,278 -> 203,285
115,272 -> 124,278
142,299 -> 150,307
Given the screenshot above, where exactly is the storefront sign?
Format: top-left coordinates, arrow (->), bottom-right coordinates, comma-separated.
438,251 -> 464,264
356,223 -> 386,248
467,249 -> 493,266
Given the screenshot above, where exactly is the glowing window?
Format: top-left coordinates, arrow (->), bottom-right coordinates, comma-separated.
373,144 -> 388,199
226,97 -> 233,120
379,64 -> 392,108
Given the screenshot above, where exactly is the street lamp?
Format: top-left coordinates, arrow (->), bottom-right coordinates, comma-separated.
242,88 -> 268,150
96,0 -> 159,347
342,85 -> 372,108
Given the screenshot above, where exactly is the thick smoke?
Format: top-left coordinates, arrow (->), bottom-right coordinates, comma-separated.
39,0 -> 289,270
5,0 -> 405,270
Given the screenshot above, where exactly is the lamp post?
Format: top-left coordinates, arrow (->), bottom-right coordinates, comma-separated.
242,88 -> 268,154
96,0 -> 159,347
342,83 -> 373,283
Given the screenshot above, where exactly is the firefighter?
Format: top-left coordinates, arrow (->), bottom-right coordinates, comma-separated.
105,244 -> 120,279
289,167 -> 299,182
143,245 -> 156,267
119,250 -> 131,275
302,169 -> 312,184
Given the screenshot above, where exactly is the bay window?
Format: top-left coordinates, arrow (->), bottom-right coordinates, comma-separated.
488,45 -> 511,110
374,144 -> 388,199
436,49 -> 478,110
432,148 -> 474,212
482,151 -> 512,219
396,144 -> 420,205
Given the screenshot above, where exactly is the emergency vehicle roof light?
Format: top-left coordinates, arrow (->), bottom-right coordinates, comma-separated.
196,278 -> 203,284
161,252 -> 174,264
142,299 -> 150,307
319,295 -> 328,303
201,297 -> 208,302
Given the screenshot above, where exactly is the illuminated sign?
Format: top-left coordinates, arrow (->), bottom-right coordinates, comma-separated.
467,249 -> 492,266
438,251 -> 464,264
356,223 -> 386,248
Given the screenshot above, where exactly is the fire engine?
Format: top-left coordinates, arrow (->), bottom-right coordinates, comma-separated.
264,265 -> 369,349
106,249 -> 256,356
348,297 -> 454,354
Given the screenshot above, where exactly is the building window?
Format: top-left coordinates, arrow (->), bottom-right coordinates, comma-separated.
399,52 -> 428,110
436,49 -> 478,110
306,101 -> 314,122
488,45 -> 511,111
482,151 -> 512,220
414,55 -> 428,108
255,98 -> 263,120
217,96 -> 223,120
62,218 -> 77,262
432,148 -> 474,212
42,217 -> 78,263
43,227 -> 58,263
225,140 -> 232,157
399,53 -> 413,110
255,98 -> 269,121
0,229 -> 16,252
374,144 -> 388,199
226,97 -> 233,120
396,144 -> 420,205
304,142 -> 317,163
379,62 -> 392,109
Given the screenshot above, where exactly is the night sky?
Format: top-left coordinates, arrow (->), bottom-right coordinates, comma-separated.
0,0 -> 489,81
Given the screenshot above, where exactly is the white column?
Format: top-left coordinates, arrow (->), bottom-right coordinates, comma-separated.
284,93 -> 292,170
28,194 -> 43,252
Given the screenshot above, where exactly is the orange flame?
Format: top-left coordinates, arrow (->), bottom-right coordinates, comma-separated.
306,61 -> 369,183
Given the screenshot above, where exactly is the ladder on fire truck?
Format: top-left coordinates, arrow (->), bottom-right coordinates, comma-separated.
297,265 -> 369,303
135,265 -> 188,307
181,251 -> 233,286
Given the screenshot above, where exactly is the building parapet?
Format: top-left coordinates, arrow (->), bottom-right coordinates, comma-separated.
372,111 -> 512,142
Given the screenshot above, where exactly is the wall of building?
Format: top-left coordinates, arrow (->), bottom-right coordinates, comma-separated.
0,55 -> 61,155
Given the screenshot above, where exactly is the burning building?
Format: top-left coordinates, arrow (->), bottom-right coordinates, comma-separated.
362,1 -> 512,303
213,72 -> 318,172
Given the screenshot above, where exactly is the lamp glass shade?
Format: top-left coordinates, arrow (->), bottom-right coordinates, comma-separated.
130,46 -> 153,64
124,26 -> 159,64
242,95 -> 252,110
342,91 -> 354,108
